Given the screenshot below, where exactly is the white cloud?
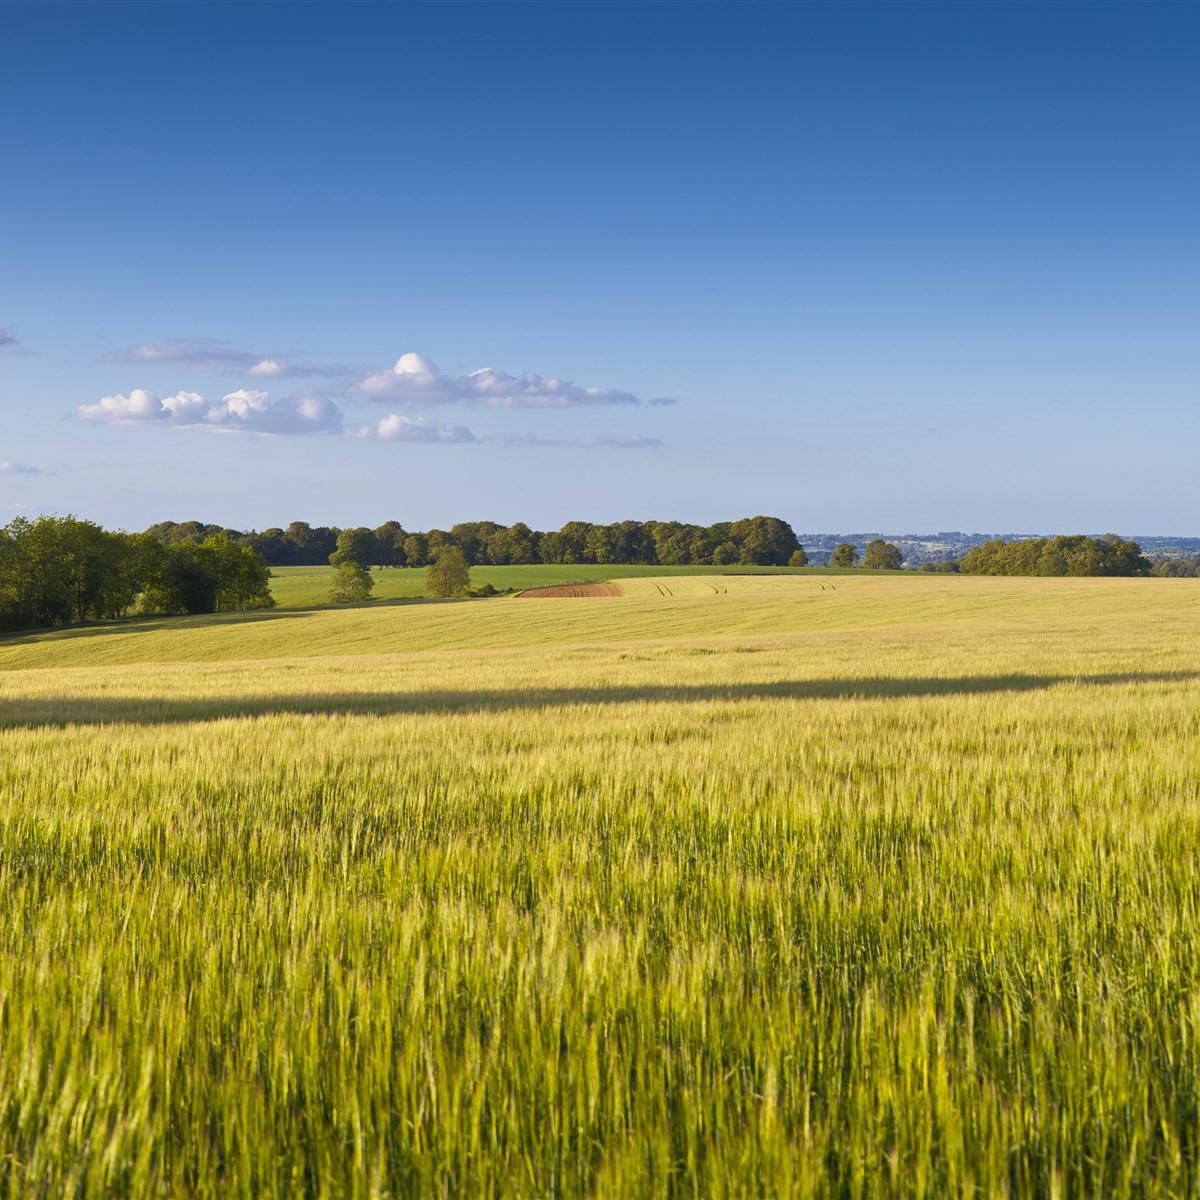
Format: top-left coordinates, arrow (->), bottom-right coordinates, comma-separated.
78,388 -> 342,435
78,388 -> 168,424
107,338 -> 353,379
0,461 -> 40,475
0,327 -> 18,349
111,339 -> 258,370
371,413 -> 476,444
246,358 -> 354,379
356,352 -> 655,409
359,416 -> 663,448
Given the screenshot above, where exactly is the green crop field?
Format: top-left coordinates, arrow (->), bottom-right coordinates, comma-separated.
266,562 -> 879,608
3,574 -> 1200,1196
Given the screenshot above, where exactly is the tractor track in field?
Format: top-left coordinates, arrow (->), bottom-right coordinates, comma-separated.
519,582 -> 623,598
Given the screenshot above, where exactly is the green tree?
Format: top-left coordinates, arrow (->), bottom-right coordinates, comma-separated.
328,561 -> 374,604
283,521 -> 337,565
731,516 -> 800,565
961,535 -> 1149,578
143,546 -> 220,615
616,520 -> 657,564
863,540 -> 903,570
372,522 -> 407,567
830,542 -> 859,568
402,533 -> 430,567
425,529 -> 455,557
450,522 -> 502,566
788,548 -> 809,567
648,521 -> 695,566
1152,556 -> 1200,578
329,527 -> 375,567
198,535 -> 275,611
487,522 -> 538,565
584,524 -> 624,565
117,534 -> 168,614
428,545 -> 470,597
536,531 -> 569,563
555,522 -> 594,564
245,527 -> 289,565
59,517 -> 115,621
1,516 -> 63,627
1100,533 -> 1151,576
0,516 -> 272,630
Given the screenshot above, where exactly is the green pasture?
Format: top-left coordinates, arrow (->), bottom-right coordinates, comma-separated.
267,561 -> 885,607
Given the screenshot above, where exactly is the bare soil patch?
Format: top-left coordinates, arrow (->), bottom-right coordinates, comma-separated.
519,582 -> 622,598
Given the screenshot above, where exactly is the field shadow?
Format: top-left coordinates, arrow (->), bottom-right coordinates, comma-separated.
281,596 -> 475,614
0,608 -> 318,646
4,671 -> 1197,729
0,594 -> 487,645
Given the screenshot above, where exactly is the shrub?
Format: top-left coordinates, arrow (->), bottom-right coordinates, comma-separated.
328,561 -> 374,604
428,546 -> 470,598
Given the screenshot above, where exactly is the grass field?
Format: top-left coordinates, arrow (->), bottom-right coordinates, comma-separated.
267,562 -> 884,607
3,574 -> 1200,1196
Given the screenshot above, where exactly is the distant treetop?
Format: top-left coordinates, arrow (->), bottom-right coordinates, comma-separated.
146,515 -> 805,570
959,535 -> 1150,577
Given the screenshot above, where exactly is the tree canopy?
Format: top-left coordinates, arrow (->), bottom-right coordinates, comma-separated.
1,517 -> 273,632
427,546 -> 471,598
863,540 -> 903,570
328,561 -> 375,604
329,527 -> 375,568
1151,556 -> 1200,578
960,535 -> 1149,577
146,515 -> 804,570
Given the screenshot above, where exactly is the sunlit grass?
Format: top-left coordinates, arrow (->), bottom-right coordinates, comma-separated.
2,575 -> 1200,1195
267,561 -> 879,608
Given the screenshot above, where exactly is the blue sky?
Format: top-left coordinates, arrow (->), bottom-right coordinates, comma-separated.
2,1 -> 1197,534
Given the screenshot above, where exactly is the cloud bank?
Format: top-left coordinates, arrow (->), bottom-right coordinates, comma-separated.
359,416 -> 662,448
102,342 -> 680,418
78,388 -> 342,435
356,353 -> 665,409
77,387 -> 666,449
108,338 -> 353,379
371,413 -> 476,444
78,386 -> 667,448
81,349 -> 675,448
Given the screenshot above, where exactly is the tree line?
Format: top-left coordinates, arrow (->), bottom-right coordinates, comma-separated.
1150,556 -> 1200,578
2,516 -> 1170,635
147,516 -> 807,568
956,534 -> 1151,577
1,515 -> 273,632
144,521 -> 1165,578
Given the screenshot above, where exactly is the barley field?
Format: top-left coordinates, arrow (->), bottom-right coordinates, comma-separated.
2,575 -> 1200,1197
